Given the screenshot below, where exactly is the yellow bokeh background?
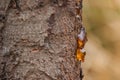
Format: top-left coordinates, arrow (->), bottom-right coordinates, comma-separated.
83,0 -> 120,80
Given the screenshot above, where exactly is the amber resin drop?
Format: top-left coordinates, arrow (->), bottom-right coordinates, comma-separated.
76,48 -> 86,62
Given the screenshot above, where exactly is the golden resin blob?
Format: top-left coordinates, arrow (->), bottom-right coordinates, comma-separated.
76,48 -> 86,62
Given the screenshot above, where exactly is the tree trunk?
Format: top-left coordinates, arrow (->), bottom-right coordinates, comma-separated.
0,0 -> 83,80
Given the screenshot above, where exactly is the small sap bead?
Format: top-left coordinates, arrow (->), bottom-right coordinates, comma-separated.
78,27 -> 86,41
76,15 -> 80,19
80,48 -> 86,53
76,8 -> 80,17
76,48 -> 86,62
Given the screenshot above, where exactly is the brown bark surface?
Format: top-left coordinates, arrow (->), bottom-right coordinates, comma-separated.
0,0 -> 83,80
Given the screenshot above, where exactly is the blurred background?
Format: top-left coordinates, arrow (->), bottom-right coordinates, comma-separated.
82,0 -> 120,80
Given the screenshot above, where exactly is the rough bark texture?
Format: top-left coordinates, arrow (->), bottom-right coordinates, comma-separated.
0,0 -> 83,80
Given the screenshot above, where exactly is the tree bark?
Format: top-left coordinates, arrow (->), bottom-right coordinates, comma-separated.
0,0 -> 83,80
